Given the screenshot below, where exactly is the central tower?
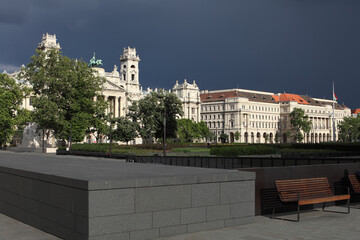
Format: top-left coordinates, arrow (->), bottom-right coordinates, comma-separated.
120,47 -> 140,85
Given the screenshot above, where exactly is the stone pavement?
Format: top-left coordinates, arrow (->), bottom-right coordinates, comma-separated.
1,205 -> 359,240
0,212 -> 60,240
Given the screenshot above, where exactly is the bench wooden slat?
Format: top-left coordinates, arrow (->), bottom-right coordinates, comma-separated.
299,195 -> 350,205
348,174 -> 360,194
274,177 -> 350,221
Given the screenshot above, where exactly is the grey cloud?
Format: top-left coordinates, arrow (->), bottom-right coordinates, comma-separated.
0,63 -> 20,73
0,0 -> 29,25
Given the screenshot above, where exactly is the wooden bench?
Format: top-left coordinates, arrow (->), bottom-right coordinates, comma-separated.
275,177 -> 350,221
348,174 -> 360,194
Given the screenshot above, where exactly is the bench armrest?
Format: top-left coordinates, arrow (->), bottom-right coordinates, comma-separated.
278,190 -> 300,202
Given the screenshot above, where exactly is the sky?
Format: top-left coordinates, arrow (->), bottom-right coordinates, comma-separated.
1,0 -> 359,109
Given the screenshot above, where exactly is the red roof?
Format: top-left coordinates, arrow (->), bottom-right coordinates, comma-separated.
279,93 -> 309,105
200,91 -> 238,102
272,95 -> 279,102
352,108 -> 360,114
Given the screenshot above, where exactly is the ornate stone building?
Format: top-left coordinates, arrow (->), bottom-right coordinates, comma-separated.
200,89 -> 351,143
171,79 -> 201,122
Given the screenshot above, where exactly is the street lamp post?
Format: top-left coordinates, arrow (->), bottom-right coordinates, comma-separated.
163,113 -> 166,157
109,119 -> 112,157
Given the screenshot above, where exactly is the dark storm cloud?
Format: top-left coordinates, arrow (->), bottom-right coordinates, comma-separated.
0,0 -> 30,24
1,0 -> 359,108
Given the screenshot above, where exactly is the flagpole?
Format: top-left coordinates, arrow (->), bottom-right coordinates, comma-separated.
332,82 -> 336,142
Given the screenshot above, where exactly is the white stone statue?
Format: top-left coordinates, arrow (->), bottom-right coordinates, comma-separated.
19,123 -> 41,148
19,123 -> 56,148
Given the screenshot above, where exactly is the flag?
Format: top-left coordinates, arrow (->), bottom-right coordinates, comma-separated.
333,92 -> 338,101
332,82 -> 338,101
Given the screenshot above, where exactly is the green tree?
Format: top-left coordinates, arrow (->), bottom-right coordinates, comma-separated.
289,108 -> 312,143
20,49 -> 106,144
0,73 -> 30,147
86,99 -> 109,143
219,133 -> 229,143
112,116 -> 138,144
127,90 -> 183,142
197,121 -> 211,141
338,115 -> 360,142
177,119 -> 197,142
234,131 -> 240,141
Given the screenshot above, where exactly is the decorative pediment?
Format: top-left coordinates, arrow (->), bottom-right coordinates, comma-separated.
103,79 -> 125,92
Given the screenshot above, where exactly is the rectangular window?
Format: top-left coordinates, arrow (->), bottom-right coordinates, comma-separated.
191,108 -> 195,114
131,74 -> 135,81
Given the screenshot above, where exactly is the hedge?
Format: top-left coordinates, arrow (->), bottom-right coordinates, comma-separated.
210,145 -> 277,156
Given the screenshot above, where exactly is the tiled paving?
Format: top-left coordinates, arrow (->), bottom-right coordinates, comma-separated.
157,206 -> 360,240
0,213 -> 60,240
1,206 -> 359,240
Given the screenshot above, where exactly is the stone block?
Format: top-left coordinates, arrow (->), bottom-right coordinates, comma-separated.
89,189 -> 134,217
220,181 -> 255,204
214,173 -> 228,182
130,228 -> 159,240
187,220 -> 224,233
227,171 -> 255,181
153,209 -> 180,228
206,204 -> 230,221
57,209 -> 76,230
160,225 -> 188,238
88,213 -> 152,236
50,184 -> 76,212
135,185 -> 191,212
175,175 -> 197,185
151,176 -> 177,186
180,207 -> 206,224
196,174 -> 215,183
136,178 -> 152,188
192,183 -> 220,207
75,215 -> 89,235
230,201 -> 255,218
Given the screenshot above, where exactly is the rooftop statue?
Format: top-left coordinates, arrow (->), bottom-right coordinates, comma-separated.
88,52 -> 103,68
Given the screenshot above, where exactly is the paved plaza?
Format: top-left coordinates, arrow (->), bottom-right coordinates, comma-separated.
1,205 -> 359,240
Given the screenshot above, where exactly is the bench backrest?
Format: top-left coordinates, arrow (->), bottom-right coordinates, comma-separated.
275,177 -> 333,202
348,174 -> 360,194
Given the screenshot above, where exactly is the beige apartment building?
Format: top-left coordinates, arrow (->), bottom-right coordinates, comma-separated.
200,89 -> 351,143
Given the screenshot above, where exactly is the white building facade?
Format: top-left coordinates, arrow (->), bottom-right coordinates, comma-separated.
200,89 -> 351,143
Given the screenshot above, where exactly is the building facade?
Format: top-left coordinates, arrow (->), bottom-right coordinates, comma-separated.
171,79 -> 201,122
200,89 -> 351,143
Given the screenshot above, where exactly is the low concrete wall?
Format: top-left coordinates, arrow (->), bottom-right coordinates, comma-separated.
243,163 -> 360,215
0,152 -> 255,240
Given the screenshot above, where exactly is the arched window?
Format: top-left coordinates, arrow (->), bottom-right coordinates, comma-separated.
131,65 -> 135,68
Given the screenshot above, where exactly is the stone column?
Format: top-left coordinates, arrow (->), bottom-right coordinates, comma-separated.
115,97 -> 119,118
104,96 -> 109,114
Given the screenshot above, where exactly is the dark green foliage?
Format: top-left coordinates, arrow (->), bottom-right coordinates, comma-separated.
20,49 -> 106,144
127,90 -> 183,142
112,116 -> 138,143
176,119 -> 211,142
338,115 -> 360,142
0,73 -> 30,147
289,108 -> 312,143
219,133 -> 229,143
210,145 -> 277,156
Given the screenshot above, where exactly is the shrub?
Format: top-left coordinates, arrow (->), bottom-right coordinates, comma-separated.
210,145 -> 277,156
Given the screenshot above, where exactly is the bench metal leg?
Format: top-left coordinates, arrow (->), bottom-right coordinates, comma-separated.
297,204 -> 300,222
322,202 -> 326,211
272,208 -> 275,219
